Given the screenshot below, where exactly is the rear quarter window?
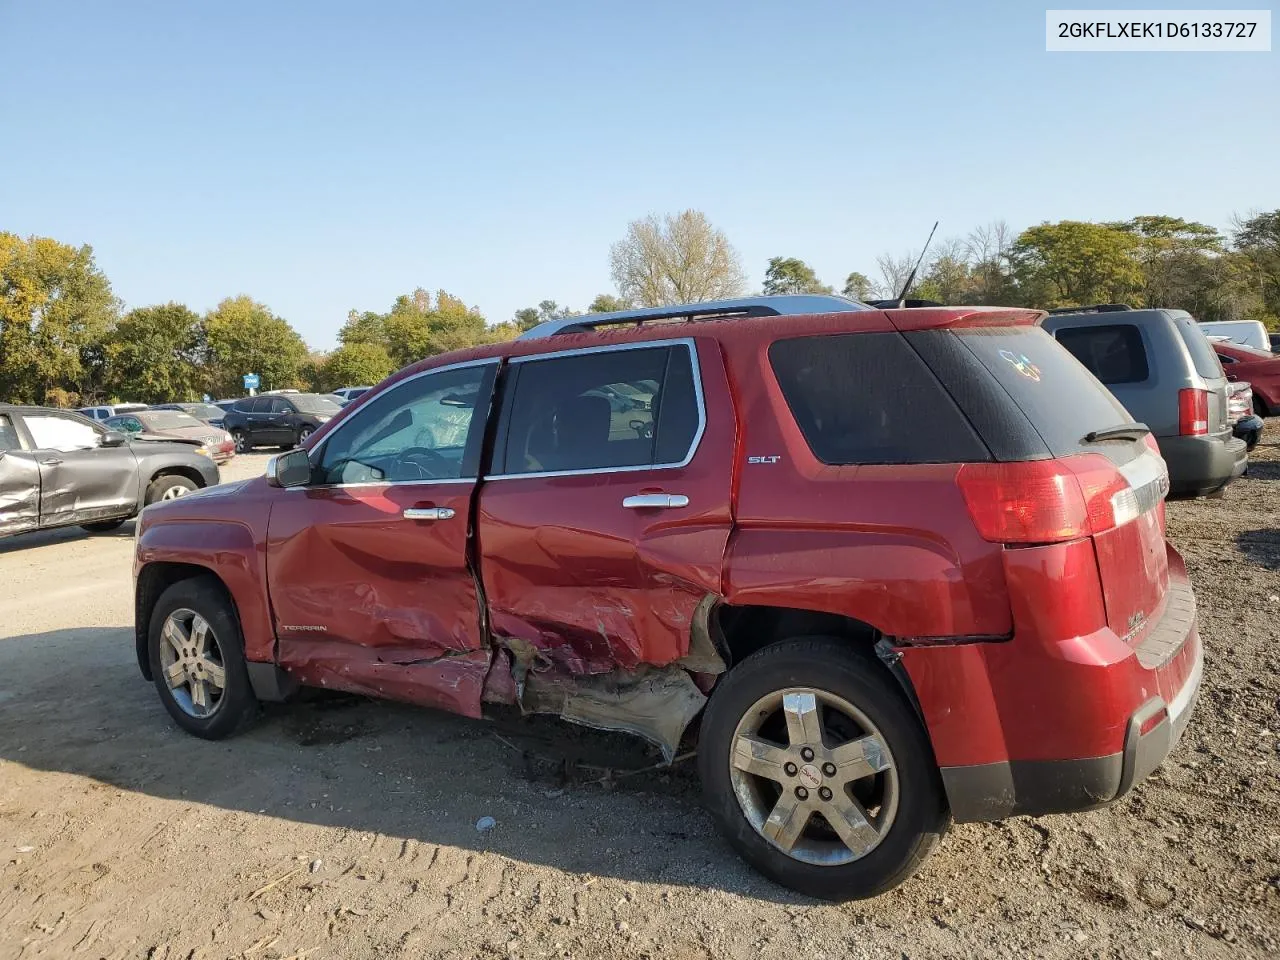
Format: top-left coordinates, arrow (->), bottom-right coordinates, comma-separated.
768,333 -> 989,465
946,326 -> 1132,458
1174,317 -> 1225,380
1053,323 -> 1149,384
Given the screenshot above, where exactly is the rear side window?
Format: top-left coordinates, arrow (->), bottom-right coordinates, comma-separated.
768,333 -> 988,465
496,344 -> 701,475
1175,317 -> 1225,379
949,327 -> 1131,458
0,415 -> 20,452
1053,324 -> 1149,384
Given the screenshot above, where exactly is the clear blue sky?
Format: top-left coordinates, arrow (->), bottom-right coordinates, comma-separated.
2,1 -> 1276,348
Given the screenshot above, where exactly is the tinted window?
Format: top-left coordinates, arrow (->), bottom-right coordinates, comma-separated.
268,397 -> 292,414
1175,317 -> 1225,379
1053,324 -> 1149,384
0,415 -> 20,452
769,333 -> 988,465
498,344 -> 700,475
316,365 -> 494,485
291,393 -> 342,415
951,326 -> 1133,458
24,415 -> 101,452
233,398 -> 258,413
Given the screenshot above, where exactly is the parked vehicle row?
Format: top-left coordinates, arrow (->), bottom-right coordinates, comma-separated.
0,404 -> 220,538
134,295 -> 1202,902
1044,305 -> 1247,497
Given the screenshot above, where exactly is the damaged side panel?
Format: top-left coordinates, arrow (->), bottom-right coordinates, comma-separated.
0,451 -> 40,536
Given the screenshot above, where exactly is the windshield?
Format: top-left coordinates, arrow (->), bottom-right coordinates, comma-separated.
290,393 -> 342,414
184,404 -> 225,419
142,411 -> 205,430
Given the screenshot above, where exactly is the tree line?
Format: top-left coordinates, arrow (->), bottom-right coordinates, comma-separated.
3,209 -> 1278,407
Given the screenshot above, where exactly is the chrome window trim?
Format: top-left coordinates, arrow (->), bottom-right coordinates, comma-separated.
486,337 -> 706,481
298,357 -> 499,490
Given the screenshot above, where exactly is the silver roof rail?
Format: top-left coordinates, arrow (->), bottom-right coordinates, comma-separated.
516,294 -> 870,340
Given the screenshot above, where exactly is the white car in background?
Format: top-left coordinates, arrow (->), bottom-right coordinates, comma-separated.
76,402 -> 149,422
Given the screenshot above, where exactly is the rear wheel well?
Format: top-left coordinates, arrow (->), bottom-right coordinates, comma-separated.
135,563 -> 232,679
147,465 -> 208,490
713,604 -> 880,667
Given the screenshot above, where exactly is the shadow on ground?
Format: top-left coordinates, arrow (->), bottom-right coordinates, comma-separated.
0,626 -> 801,903
0,520 -> 136,555
1236,528 -> 1280,572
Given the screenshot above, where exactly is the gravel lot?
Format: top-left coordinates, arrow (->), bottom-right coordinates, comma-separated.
1,442 -> 1278,960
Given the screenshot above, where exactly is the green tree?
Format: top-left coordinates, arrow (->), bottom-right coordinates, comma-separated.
609,210 -> 747,306
1011,221 -> 1143,307
762,257 -> 832,295
322,342 -> 394,388
513,300 -> 577,331
338,309 -> 387,347
204,295 -> 309,396
588,293 -> 630,313
1232,210 -> 1280,320
105,303 -> 204,403
841,272 -> 873,300
0,233 -> 119,404
1109,215 -> 1224,310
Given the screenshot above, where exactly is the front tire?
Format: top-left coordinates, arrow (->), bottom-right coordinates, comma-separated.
145,474 -> 198,505
298,425 -> 314,444
232,429 -> 249,452
147,577 -> 257,739
698,638 -> 949,900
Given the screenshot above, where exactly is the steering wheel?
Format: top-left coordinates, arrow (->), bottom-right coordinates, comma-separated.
399,446 -> 450,479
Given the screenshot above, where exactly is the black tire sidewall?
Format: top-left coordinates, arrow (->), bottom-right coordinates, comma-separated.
147,578 -> 256,739
698,638 -> 948,901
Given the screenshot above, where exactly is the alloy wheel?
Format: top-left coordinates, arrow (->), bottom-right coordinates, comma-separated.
159,483 -> 190,500
729,688 -> 898,866
158,608 -> 227,718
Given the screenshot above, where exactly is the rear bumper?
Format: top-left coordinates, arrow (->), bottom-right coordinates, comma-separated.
900,542 -> 1203,822
1159,433 -> 1247,497
938,636 -> 1201,820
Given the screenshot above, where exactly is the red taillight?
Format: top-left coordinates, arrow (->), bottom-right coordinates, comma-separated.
957,454 -> 1137,545
1178,388 -> 1209,436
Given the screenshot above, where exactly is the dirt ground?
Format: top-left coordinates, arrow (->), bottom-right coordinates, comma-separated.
2,440 -> 1278,960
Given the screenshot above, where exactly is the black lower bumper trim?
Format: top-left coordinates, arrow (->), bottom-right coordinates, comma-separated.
941,755 -> 1123,821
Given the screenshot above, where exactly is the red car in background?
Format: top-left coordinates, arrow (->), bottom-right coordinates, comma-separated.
1213,341 -> 1280,417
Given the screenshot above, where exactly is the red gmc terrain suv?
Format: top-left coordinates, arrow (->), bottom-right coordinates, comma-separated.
134,295 -> 1203,899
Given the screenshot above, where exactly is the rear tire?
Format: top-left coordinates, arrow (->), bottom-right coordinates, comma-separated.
81,518 -> 127,533
1253,394 -> 1269,418
698,638 -> 949,901
145,474 -> 198,505
148,577 -> 257,739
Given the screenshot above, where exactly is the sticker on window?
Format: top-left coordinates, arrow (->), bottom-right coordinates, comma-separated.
999,349 -> 1042,382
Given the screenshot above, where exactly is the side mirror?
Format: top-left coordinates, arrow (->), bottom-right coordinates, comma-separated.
266,448 -> 312,488
101,430 -> 128,447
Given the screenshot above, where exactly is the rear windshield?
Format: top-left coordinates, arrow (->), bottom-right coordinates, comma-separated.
951,326 -> 1133,458
1053,323 -> 1149,384
1174,317 -> 1225,380
141,411 -> 203,430
290,393 -> 342,414
768,333 -> 989,465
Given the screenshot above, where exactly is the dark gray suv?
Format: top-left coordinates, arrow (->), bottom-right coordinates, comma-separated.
1043,306 -> 1247,498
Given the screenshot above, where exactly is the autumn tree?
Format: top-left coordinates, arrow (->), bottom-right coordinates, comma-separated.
105,303 -> 204,403
204,296 -> 309,396
610,210 -> 746,306
0,233 -> 119,404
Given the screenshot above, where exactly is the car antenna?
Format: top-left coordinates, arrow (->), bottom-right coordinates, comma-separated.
894,220 -> 940,307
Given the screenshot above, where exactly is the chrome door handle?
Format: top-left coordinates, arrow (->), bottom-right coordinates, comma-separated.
622,494 -> 689,509
40,458 -> 63,465
403,506 -> 455,521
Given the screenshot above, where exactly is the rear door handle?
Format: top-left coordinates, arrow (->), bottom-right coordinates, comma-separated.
40,458 -> 63,466
403,506 -> 455,521
622,493 -> 689,509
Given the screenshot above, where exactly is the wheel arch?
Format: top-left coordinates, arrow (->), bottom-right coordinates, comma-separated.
135,563 -> 238,680
147,464 -> 209,491
709,602 -> 927,727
